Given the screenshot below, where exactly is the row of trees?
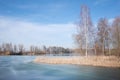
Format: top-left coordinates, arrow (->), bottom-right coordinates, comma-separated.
0,43 -> 72,55
74,5 -> 120,56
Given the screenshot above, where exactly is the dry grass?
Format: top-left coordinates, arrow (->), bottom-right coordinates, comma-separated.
33,56 -> 120,68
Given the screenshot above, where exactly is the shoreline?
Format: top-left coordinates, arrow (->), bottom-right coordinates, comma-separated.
33,56 -> 120,68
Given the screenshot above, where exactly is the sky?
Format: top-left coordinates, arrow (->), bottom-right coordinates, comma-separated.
0,0 -> 120,48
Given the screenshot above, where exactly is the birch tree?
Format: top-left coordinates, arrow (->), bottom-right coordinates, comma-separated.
75,5 -> 93,56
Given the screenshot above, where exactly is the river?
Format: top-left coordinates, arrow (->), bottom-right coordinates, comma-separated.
0,56 -> 120,80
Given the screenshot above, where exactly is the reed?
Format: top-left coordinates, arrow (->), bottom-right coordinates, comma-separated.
34,56 -> 120,68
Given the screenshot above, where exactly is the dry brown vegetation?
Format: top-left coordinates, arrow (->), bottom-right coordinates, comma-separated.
34,56 -> 120,68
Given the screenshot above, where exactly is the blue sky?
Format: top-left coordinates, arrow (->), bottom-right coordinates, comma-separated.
0,0 -> 120,48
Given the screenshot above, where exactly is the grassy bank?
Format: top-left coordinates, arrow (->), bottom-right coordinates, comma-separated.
34,56 -> 120,68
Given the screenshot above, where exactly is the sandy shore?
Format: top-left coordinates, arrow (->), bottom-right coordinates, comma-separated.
33,56 -> 120,68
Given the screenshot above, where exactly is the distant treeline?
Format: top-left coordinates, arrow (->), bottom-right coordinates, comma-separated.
0,43 -> 72,55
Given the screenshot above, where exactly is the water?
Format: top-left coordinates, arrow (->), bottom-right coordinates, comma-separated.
0,56 -> 120,80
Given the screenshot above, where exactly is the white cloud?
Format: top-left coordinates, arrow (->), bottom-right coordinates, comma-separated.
94,0 -> 109,5
0,16 -> 75,48
17,3 -> 66,12
108,18 -> 114,24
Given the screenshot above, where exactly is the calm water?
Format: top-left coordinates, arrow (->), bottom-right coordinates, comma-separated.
0,56 -> 120,80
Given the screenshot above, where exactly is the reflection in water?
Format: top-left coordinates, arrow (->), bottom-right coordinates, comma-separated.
0,56 -> 120,80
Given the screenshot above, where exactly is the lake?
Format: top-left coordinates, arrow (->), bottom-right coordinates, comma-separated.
0,56 -> 120,80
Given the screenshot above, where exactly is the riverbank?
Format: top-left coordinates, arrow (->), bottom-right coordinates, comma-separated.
33,56 -> 120,68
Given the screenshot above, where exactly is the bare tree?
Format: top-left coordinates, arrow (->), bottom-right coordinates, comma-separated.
13,45 -> 17,53
74,32 -> 85,54
97,18 -> 109,55
30,45 -> 35,55
75,5 -> 93,56
18,44 -> 24,55
111,16 -> 120,56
